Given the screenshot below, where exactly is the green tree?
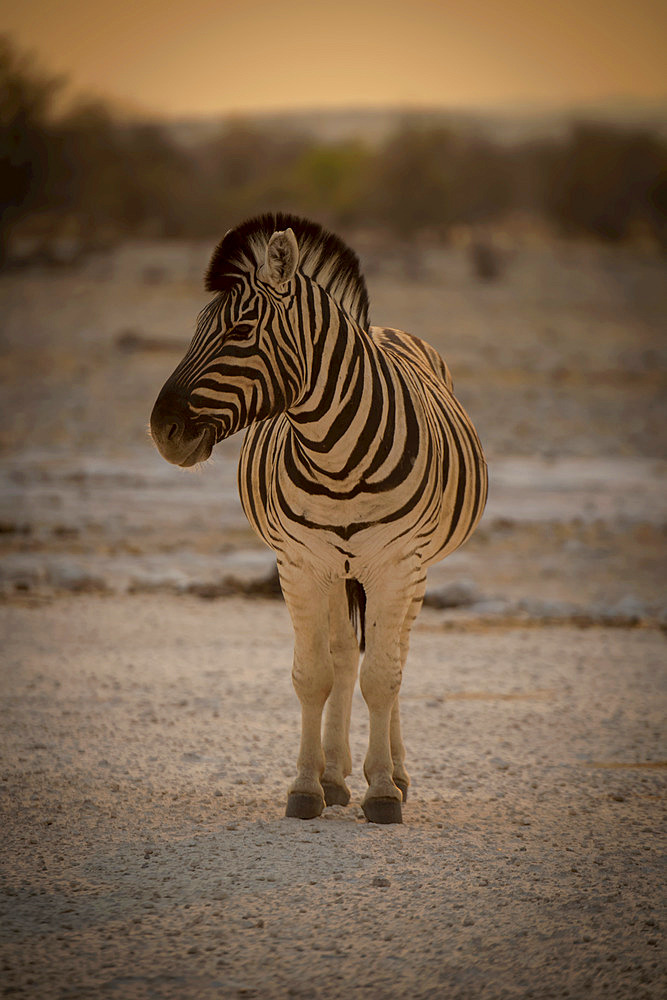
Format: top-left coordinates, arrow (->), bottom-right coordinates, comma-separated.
287,142 -> 374,226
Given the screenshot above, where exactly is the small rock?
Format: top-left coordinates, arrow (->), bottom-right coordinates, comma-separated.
605,595 -> 647,625
115,329 -> 145,351
470,239 -> 503,281
48,563 -> 107,594
372,876 -> 391,887
323,805 -> 348,819
470,598 -> 513,616
128,568 -> 190,594
0,563 -> 44,592
518,597 -> 578,620
424,578 -> 479,609
491,758 -> 510,771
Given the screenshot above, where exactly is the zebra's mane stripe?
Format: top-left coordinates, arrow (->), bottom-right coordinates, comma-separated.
205,213 -> 371,332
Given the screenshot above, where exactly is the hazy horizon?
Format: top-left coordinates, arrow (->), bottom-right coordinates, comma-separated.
150,93 -> 667,124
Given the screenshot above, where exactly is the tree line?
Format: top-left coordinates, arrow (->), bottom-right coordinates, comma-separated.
1,35 -> 665,265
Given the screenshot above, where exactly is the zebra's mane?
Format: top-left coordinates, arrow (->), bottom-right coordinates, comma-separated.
205,213 -> 370,332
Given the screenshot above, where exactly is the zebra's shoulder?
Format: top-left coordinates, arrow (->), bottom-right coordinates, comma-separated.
369,327 -> 454,393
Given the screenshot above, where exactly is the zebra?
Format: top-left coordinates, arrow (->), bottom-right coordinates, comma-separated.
150,214 -> 487,824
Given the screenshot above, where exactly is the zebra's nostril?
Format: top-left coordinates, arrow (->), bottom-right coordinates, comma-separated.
166,422 -> 180,441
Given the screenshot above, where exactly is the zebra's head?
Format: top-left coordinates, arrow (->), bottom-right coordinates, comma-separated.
150,227 -> 303,467
150,213 -> 369,467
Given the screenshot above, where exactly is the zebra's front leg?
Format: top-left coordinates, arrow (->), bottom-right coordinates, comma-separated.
321,581 -> 360,807
360,576 -> 419,824
280,566 -> 333,820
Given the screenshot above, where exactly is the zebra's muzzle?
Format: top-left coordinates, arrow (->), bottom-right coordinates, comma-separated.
152,424 -> 214,467
150,397 -> 214,467
176,427 -> 214,467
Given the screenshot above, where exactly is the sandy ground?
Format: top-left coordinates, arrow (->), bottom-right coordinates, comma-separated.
0,238 -> 666,997
1,596 -> 665,1000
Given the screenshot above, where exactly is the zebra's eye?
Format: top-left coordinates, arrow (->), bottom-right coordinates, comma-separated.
226,322 -> 255,342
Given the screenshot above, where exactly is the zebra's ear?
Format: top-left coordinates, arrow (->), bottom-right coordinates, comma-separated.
261,228 -> 299,287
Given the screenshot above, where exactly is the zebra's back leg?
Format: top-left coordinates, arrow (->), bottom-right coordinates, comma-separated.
390,701 -> 409,802
360,567 -> 422,824
321,580 -> 360,807
280,564 -> 333,820
390,577 -> 426,802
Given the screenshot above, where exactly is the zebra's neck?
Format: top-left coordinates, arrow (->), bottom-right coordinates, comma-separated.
286,286 -> 398,484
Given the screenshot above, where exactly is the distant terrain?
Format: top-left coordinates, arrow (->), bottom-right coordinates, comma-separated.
166,99 -> 667,148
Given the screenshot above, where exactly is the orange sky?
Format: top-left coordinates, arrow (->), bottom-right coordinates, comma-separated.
2,0 -> 666,116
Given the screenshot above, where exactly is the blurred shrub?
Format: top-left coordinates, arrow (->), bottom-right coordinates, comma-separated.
371,124 -> 458,237
286,141 -> 375,227
1,35 -> 666,264
543,123 -> 667,245
51,102 -> 127,234
0,36 -> 64,262
196,120 -> 312,226
370,124 -> 513,237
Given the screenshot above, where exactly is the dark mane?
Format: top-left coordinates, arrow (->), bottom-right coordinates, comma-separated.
205,213 -> 370,331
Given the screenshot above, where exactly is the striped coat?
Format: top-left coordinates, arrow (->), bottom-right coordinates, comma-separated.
151,214 -> 487,823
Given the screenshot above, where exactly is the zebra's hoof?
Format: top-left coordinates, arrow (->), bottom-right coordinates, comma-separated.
395,779 -> 409,802
322,781 -> 351,807
362,797 -> 403,825
285,792 -> 324,820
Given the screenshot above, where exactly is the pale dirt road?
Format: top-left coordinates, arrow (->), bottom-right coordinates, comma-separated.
1,594 -> 665,1000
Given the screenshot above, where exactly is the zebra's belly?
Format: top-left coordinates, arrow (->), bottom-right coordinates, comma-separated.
238,416 -> 485,580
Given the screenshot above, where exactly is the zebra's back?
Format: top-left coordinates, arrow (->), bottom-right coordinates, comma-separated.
369,326 -> 454,393
368,326 -> 487,566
